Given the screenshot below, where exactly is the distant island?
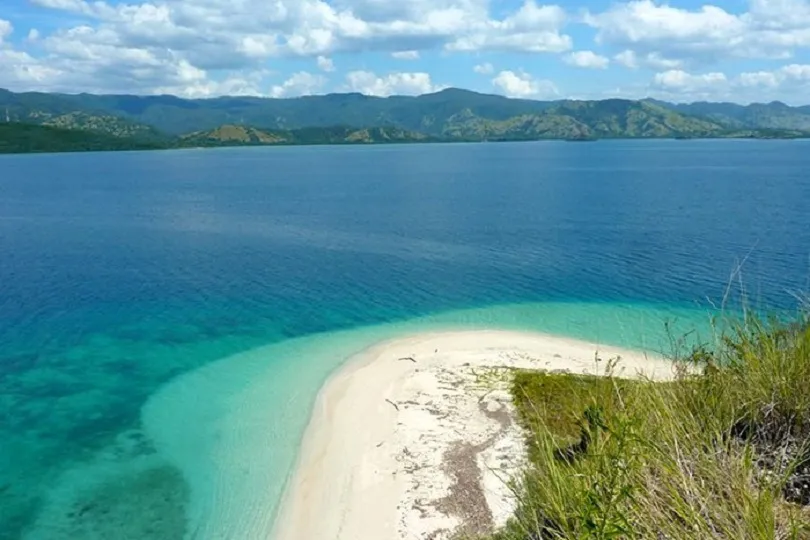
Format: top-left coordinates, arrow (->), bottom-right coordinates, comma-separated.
1,87 -> 809,154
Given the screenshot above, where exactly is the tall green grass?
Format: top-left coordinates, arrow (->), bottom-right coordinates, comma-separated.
491,314 -> 810,539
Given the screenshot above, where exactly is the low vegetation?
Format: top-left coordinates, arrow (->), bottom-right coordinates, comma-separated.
3,87 -> 810,146
180,124 -> 431,147
0,122 -> 431,154
0,123 -> 165,154
490,314 -> 810,539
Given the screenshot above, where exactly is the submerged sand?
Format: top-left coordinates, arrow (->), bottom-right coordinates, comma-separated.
272,330 -> 675,540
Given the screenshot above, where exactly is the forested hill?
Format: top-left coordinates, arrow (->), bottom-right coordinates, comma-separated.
0,123 -> 165,154
0,87 -> 808,153
0,123 -> 437,154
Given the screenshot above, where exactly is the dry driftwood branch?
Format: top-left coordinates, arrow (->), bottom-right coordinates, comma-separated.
385,398 -> 400,411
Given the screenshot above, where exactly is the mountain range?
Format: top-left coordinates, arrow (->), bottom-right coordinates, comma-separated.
1,87 -> 809,153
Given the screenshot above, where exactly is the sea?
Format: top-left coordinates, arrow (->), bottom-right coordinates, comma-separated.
1,140 -> 808,539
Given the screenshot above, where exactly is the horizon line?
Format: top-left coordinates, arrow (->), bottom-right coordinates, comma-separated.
0,86 -> 804,108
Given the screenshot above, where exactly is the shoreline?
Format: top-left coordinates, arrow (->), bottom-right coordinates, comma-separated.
271,329 -> 676,540
3,133 -> 807,157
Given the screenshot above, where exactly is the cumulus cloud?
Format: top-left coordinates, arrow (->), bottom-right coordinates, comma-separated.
391,50 -> 420,60
0,20 -> 260,98
447,2 -> 571,53
586,1 -> 743,49
0,21 -> 74,91
747,0 -> 810,30
644,63 -> 810,103
8,0 -> 810,104
343,70 -> 443,96
738,64 -> 810,89
653,70 -> 728,91
613,50 -> 639,69
731,63 -> 810,104
31,0 -> 571,60
564,50 -> 609,69
614,50 -> 683,70
585,0 -> 810,63
0,19 -> 12,43
1,0 -> 573,95
316,55 -> 335,72
270,71 -> 327,98
491,70 -> 558,98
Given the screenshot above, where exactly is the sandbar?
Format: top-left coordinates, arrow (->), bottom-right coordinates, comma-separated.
272,330 -> 675,540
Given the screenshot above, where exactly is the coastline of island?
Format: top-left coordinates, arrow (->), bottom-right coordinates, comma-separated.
2,121 -> 806,155
270,329 -> 674,540
4,86 -> 810,154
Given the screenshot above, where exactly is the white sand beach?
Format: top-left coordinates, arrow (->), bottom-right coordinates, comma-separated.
272,330 -> 677,540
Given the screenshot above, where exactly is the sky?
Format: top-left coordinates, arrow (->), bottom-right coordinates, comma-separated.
2,0 -> 810,103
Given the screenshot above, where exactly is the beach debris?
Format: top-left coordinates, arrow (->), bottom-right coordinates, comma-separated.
386,398 -> 400,411
398,356 -> 417,363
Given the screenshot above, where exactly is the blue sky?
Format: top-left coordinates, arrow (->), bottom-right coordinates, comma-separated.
2,0 -> 810,103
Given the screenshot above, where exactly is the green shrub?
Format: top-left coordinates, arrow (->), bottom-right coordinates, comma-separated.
490,315 -> 810,540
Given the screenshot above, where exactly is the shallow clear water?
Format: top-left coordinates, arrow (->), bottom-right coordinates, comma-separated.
1,140 -> 808,538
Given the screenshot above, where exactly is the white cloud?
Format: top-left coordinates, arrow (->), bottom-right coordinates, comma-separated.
29,0 -> 571,59
31,0 -> 91,13
644,64 -> 810,104
653,69 -> 728,91
738,64 -> 810,89
564,50 -> 609,69
738,71 -> 780,89
270,71 -> 327,98
586,1 -> 743,47
0,49 -> 67,91
447,2 -> 571,53
491,70 -> 558,99
333,0 -> 488,25
747,0 -> 810,30
3,0 -> 573,96
613,50 -> 638,69
473,62 -> 494,74
646,68 -> 732,102
0,19 -> 12,43
391,50 -> 420,60
343,70 -> 442,96
614,49 -> 683,70
316,55 -> 335,72
585,0 -> 810,63
8,0 -> 810,104
645,52 -> 684,70
0,21 -> 266,98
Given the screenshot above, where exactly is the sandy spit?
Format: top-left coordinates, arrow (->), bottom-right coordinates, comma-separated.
271,330 -> 676,540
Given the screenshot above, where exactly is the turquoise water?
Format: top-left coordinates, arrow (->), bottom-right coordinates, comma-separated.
1,141 -> 808,538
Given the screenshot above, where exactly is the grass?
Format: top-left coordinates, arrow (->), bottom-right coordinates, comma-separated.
488,313 -> 810,539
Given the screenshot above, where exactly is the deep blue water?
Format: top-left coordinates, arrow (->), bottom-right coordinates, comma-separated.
1,140 -> 809,538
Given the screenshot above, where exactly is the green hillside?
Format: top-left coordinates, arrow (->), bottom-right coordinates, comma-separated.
0,122 -> 432,154
39,111 -> 162,139
654,99 -> 810,131
0,90 -> 164,139
0,123 -> 165,154
439,99 -> 725,140
180,124 -> 431,147
1,86 -> 809,154
0,87 -> 748,138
